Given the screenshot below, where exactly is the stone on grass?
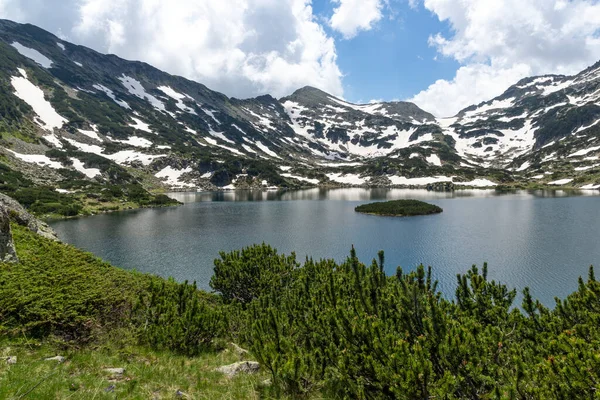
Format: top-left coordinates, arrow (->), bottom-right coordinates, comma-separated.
45,355 -> 66,363
216,361 -> 260,377
104,367 -> 125,375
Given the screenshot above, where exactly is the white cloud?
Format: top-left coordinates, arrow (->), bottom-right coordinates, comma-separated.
329,0 -> 384,39
0,0 -> 343,100
411,63 -> 532,117
410,0 -> 600,117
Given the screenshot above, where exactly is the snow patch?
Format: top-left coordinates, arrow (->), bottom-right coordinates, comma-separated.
70,158 -> 101,178
281,173 -> 319,184
568,145 -> 600,158
516,161 -> 531,172
581,183 -> 600,190
64,138 -> 164,166
119,75 -> 165,112
155,166 -> 194,188
454,178 -> 497,187
11,42 -> 53,68
7,150 -> 63,169
326,173 -> 365,185
549,178 -> 574,185
157,86 -> 196,114
388,176 -> 452,186
78,126 -> 102,142
129,117 -> 153,133
426,154 -> 442,166
255,141 -> 281,158
204,137 -> 244,155
542,80 -> 573,96
116,136 -> 153,148
462,98 -> 515,120
203,109 -> 221,125
43,134 -> 63,148
208,129 -> 235,144
92,84 -> 131,109
11,74 -> 67,130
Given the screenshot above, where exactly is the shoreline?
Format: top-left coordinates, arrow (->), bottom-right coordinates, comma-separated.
43,185 -> 600,222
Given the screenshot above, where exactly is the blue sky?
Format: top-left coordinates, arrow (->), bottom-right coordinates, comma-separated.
312,0 -> 460,104
2,0 -> 600,117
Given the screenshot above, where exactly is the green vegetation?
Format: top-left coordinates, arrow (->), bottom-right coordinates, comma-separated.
355,199 -> 443,216
0,160 -> 179,218
3,226 -> 600,398
0,340 -> 269,399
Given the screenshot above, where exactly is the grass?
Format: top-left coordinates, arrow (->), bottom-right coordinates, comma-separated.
0,225 -> 278,399
0,339 -> 269,399
355,199 -> 443,216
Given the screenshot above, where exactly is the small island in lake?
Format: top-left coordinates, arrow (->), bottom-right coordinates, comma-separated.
355,199 -> 443,217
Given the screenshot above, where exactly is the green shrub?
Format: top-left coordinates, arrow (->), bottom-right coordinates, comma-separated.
355,199 -> 443,216
0,225 -> 150,340
210,243 -> 299,304
134,279 -> 222,356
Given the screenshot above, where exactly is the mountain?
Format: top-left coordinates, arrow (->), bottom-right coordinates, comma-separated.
0,18 -> 597,215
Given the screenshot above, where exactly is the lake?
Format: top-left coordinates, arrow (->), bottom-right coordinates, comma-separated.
50,188 -> 600,306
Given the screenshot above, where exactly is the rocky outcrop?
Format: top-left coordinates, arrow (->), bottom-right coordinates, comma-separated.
0,193 -> 58,241
0,207 -> 18,263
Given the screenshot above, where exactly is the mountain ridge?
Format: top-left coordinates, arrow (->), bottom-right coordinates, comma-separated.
0,18 -> 597,216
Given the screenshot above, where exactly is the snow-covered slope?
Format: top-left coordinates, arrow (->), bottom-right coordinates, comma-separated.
0,19 -> 598,191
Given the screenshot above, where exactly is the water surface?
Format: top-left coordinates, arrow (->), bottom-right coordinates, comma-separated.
50,188 -> 600,305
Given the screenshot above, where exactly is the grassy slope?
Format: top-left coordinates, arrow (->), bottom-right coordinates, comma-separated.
0,342 -> 267,400
0,226 -> 270,399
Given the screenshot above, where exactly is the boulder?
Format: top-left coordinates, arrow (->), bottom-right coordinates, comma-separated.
216,361 -> 260,377
0,193 -> 58,241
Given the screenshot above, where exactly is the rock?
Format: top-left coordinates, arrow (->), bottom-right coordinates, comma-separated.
0,194 -> 58,241
216,361 -> 260,377
45,355 -> 66,363
0,207 -> 18,263
104,368 -> 125,375
6,356 -> 16,365
104,384 -> 116,393
229,342 -> 249,357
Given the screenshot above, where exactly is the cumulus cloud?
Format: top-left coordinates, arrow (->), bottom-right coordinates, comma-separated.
0,0 -> 343,100
329,0 -> 384,39
409,0 -> 600,117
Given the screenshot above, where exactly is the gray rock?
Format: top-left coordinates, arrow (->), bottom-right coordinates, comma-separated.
216,361 -> 260,377
103,368 -> 125,375
0,194 -> 58,241
229,342 -> 249,357
104,384 -> 115,393
0,207 -> 18,263
44,355 -> 66,363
